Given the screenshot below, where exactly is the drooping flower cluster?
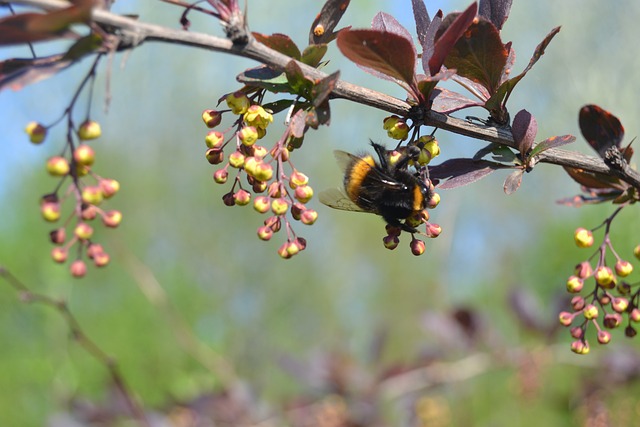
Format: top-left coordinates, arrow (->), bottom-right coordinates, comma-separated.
559,211 -> 639,354
28,119 -> 122,277
202,90 -> 317,258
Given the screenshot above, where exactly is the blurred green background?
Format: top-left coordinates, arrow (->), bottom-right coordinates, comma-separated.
1,1 -> 640,425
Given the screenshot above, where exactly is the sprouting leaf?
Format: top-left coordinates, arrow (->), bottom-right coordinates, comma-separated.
429,158 -> 508,189
579,104 -> 624,158
337,29 -> 416,87
503,168 -> 523,194
429,3 -> 478,77
478,0 -> 513,30
309,0 -> 351,45
511,109 -> 537,157
252,33 -> 301,60
529,134 -> 575,158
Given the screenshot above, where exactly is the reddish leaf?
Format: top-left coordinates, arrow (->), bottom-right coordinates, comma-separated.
511,109 -> 537,157
411,0 -> 431,47
289,109 -> 308,138
421,10 -> 442,75
430,88 -> 482,114
429,3 -> 478,77
0,5 -> 90,46
372,12 -> 414,45
503,168 -> 523,194
417,69 -> 456,101
0,55 -> 69,91
311,70 -> 339,107
252,33 -> 301,59
0,33 -> 100,92
529,134 -> 575,157
440,16 -> 508,95
499,42 -> 515,85
563,167 -> 624,190
486,27 -> 560,113
579,104 -> 625,158
309,0 -> 351,45
478,0 -> 512,30
429,158 -> 507,189
337,29 -> 416,87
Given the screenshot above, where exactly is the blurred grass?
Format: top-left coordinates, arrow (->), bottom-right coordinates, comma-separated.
1,0 -> 640,426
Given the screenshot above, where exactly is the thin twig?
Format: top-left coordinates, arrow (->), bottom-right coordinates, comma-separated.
0,267 -> 151,427
6,0 -> 640,189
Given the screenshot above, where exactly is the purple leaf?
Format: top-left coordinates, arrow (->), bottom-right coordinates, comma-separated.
421,10 -> 442,75
372,12 -> 414,45
512,109 -> 537,157
309,0 -> 351,45
429,2 -> 478,76
337,29 -> 416,87
253,33 -> 301,59
478,0 -> 513,30
429,158 -> 507,189
311,70 -> 340,107
411,0 -> 431,48
430,88 -> 483,114
486,27 -> 561,114
290,109 -> 308,137
438,16 -> 508,95
503,168 -> 523,194
579,104 -> 624,158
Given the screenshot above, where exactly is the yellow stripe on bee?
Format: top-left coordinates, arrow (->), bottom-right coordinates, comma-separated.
345,155 -> 375,200
413,184 -> 424,212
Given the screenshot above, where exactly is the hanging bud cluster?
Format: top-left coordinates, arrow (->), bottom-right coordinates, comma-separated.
201,90 -> 317,258
558,223 -> 639,354
30,118 -> 121,277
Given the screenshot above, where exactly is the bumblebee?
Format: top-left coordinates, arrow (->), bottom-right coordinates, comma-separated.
319,142 -> 432,231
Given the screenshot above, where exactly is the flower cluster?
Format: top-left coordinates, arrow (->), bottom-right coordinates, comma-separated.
27,119 -> 122,277
559,214 -> 639,354
202,91 -> 317,258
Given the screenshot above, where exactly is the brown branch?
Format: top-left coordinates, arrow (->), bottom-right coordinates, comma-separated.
0,266 -> 151,427
6,0 -> 640,189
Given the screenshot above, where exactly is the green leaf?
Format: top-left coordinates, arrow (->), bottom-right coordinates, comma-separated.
301,44 -> 328,67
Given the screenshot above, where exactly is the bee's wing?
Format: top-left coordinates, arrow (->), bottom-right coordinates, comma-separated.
318,187 -> 366,212
333,150 -> 360,172
334,150 -> 402,189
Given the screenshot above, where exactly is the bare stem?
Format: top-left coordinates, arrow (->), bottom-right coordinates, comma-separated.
0,267 -> 151,427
